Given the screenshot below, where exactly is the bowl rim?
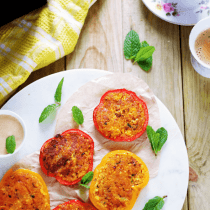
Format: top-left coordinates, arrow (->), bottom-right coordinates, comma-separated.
189,16 -> 210,69
0,110 -> 27,158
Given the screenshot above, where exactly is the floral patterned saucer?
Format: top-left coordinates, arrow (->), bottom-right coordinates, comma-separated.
142,0 -> 210,25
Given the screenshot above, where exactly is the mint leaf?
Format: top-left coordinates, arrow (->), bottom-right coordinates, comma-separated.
146,126 -> 158,153
138,41 -> 153,71
81,171 -> 94,185
6,135 -> 16,154
80,184 -> 90,189
138,56 -> 153,72
80,171 -> 94,188
135,46 -> 155,62
39,104 -> 59,123
146,125 -> 168,155
156,127 -> 168,152
124,30 -> 141,60
72,106 -> 84,125
146,126 -> 155,151
141,41 -> 150,48
54,77 -> 64,103
143,196 -> 167,210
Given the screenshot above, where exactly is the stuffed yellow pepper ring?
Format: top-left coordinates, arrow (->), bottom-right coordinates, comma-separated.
89,150 -> 149,210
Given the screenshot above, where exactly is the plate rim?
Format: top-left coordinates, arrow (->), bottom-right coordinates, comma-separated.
1,69 -> 189,209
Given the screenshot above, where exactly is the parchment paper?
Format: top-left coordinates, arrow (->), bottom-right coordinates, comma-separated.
12,73 -> 161,209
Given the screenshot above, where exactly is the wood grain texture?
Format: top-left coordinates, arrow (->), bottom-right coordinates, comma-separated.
66,0 -> 123,72
181,25 -> 210,210
122,0 -> 185,137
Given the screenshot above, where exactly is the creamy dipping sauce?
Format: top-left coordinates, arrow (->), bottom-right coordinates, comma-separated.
0,115 -> 24,155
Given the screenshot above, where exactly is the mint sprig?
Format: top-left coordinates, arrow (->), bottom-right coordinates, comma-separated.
6,135 -> 16,154
143,196 -> 167,210
39,77 -> 64,123
80,171 -> 94,188
146,126 -> 168,155
72,106 -> 84,125
124,30 -> 155,71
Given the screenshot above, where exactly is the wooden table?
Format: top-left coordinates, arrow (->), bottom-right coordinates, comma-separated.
4,0 -> 210,209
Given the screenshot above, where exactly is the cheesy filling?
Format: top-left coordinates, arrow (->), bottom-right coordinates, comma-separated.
96,92 -> 146,139
93,153 -> 147,209
0,171 -> 50,209
42,133 -> 92,183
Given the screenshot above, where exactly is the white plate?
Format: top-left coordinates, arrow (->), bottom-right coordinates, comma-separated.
142,0 -> 210,25
0,69 -> 189,209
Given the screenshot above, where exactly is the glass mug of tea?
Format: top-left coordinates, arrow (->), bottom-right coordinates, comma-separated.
189,16 -> 210,78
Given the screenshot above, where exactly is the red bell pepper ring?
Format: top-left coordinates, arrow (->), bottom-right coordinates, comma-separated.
53,199 -> 97,210
93,89 -> 149,142
39,129 -> 94,186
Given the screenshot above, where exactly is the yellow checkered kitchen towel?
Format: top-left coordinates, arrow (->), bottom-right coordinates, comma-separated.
0,0 -> 97,106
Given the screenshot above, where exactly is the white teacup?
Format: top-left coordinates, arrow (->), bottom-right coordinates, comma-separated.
189,16 -> 210,78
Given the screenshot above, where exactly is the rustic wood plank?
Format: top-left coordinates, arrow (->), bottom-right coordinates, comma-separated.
122,1 -> 187,210
181,25 -> 210,210
66,0 -> 123,72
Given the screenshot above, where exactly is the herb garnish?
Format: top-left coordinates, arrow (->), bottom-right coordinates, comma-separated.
134,46 -> 155,63
54,77 -> 64,103
80,171 -> 94,188
124,30 -> 141,60
124,30 -> 155,71
146,126 -> 168,155
143,196 -> 167,210
127,123 -> 132,128
39,77 -> 64,123
6,135 -> 16,154
72,106 -> 84,125
39,104 -> 59,123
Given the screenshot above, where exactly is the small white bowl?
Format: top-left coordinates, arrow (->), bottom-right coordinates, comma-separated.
0,110 -> 27,158
189,16 -> 210,78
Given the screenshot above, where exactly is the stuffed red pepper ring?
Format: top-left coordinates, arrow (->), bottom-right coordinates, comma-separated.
53,199 -> 96,210
93,89 -> 149,142
39,129 -> 94,185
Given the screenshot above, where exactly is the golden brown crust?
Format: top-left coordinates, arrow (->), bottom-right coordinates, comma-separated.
0,169 -> 50,210
42,132 -> 92,183
89,150 -> 149,210
95,91 -> 146,139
